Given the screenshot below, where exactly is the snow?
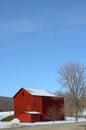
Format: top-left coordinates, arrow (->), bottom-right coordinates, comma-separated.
0,111 -> 14,120
17,117 -> 86,126
0,111 -> 86,129
0,111 -> 18,129
26,111 -> 41,114
25,88 -> 56,97
79,109 -> 86,116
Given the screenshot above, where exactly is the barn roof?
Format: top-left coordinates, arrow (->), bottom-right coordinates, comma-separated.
13,87 -> 64,98
24,88 -> 56,97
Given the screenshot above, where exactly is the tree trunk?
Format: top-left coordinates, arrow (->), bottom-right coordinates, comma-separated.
75,113 -> 78,122
75,105 -> 78,122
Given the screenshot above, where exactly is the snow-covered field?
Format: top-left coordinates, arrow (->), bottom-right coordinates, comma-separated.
0,111 -> 86,129
0,111 -> 19,128
0,111 -> 14,120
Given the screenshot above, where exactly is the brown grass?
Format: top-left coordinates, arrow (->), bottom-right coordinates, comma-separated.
12,122 -> 86,130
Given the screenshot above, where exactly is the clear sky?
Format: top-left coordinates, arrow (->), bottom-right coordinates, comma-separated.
0,0 -> 86,97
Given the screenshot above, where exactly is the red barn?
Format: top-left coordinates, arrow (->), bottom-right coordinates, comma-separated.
13,88 -> 65,123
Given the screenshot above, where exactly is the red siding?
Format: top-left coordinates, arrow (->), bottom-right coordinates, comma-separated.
33,96 -> 42,113
19,113 -> 41,123
31,114 -> 41,123
19,113 -> 31,123
14,88 -> 33,117
42,97 -> 64,121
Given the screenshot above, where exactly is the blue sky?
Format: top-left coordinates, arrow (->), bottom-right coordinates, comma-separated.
0,0 -> 86,97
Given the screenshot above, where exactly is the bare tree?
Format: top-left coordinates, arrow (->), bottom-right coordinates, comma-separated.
55,90 -> 65,97
57,62 -> 86,122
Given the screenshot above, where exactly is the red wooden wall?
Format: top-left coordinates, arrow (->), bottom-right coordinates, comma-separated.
42,96 -> 64,121
33,96 -> 42,113
14,88 -> 33,117
14,88 -> 43,118
19,113 -> 41,123
19,113 -> 31,123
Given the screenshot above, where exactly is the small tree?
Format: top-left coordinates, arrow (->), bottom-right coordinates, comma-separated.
57,62 -> 86,122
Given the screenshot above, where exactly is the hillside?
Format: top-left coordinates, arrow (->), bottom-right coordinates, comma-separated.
0,96 -> 14,111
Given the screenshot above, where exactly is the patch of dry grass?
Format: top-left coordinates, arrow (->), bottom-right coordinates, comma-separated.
14,123 -> 86,130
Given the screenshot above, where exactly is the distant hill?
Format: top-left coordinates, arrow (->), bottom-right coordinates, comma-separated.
0,96 -> 14,111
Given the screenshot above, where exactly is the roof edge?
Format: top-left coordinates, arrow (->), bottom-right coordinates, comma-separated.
13,87 -> 25,98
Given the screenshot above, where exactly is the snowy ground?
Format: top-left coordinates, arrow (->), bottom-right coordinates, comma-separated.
0,111 -> 14,120
0,111 -> 86,129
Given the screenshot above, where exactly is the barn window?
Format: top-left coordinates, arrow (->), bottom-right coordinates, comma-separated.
22,92 -> 24,96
